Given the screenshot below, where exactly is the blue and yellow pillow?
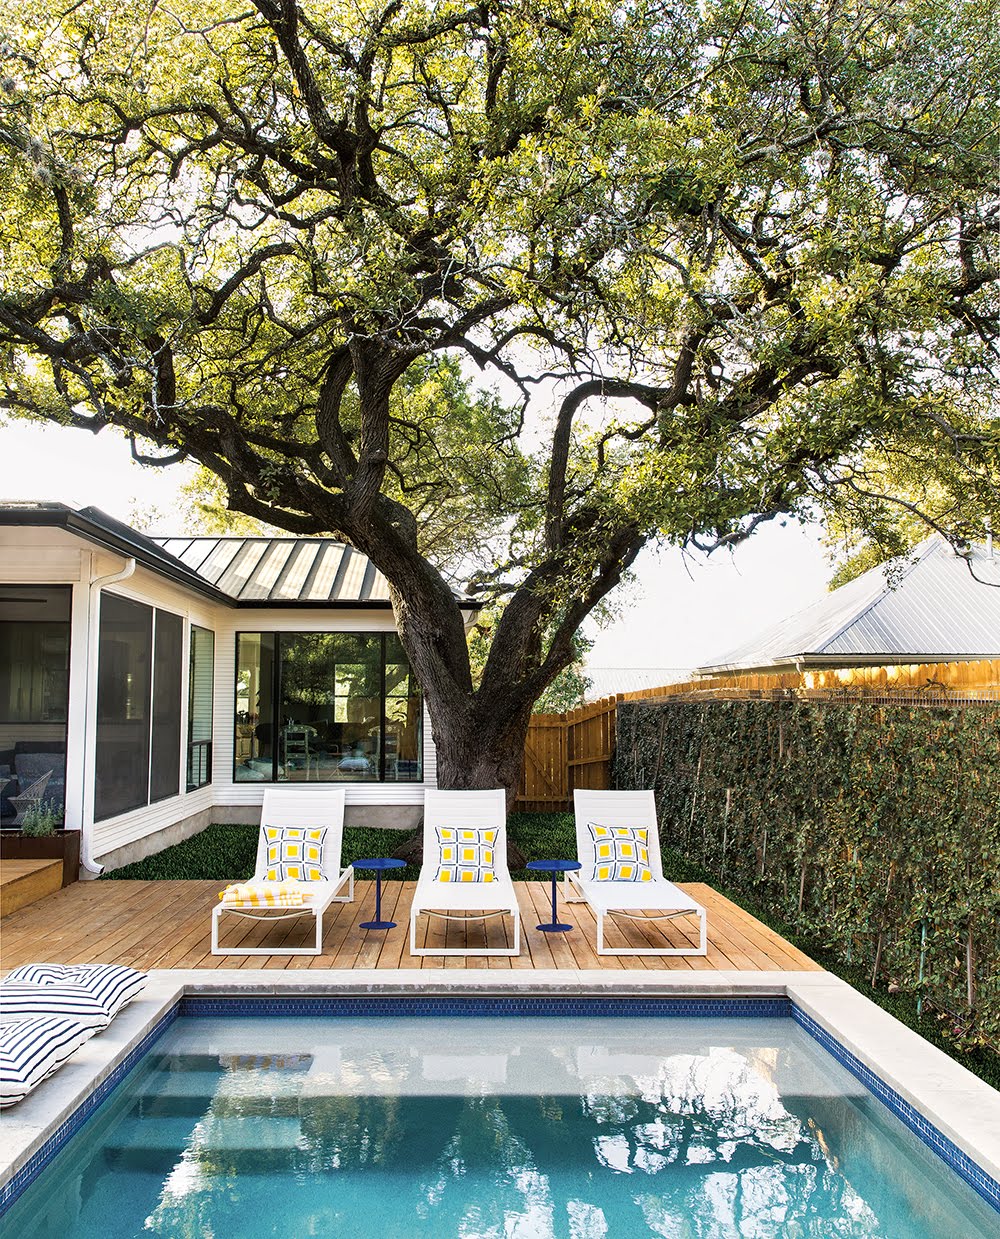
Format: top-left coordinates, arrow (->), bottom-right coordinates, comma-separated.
435,827 -> 498,882
588,823 -> 653,882
264,826 -> 327,882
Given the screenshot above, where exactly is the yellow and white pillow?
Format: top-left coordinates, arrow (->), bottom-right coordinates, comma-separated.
588,823 -> 653,882
263,826 -> 327,882
435,827 -> 498,883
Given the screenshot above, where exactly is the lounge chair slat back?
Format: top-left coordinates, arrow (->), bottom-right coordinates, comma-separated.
422,788 -> 508,858
573,789 -> 664,881
255,787 -> 347,881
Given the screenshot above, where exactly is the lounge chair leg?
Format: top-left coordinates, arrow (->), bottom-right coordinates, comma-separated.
698,909 -> 707,955
597,912 -> 604,955
314,910 -> 323,954
211,907 -> 220,955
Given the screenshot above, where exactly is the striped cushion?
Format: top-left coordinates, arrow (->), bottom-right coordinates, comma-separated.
4,964 -> 147,1019
0,983 -> 111,1030
434,827 -> 498,882
588,823 -> 654,882
0,1015 -> 95,1107
263,826 -> 328,881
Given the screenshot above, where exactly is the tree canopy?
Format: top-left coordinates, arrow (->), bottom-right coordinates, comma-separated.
2,0 -> 998,790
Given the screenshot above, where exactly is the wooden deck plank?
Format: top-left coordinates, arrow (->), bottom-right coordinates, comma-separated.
0,880 -> 821,973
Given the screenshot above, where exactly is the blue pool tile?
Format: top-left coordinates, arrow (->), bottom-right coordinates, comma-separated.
0,1004 -> 179,1215
179,995 -> 793,1019
792,1005 -> 1000,1214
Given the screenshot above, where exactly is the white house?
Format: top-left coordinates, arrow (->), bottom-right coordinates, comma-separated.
0,502 -> 479,874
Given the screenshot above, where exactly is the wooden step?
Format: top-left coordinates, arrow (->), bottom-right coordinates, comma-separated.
0,858 -> 63,918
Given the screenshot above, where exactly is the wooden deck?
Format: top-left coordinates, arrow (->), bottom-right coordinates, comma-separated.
0,859 -> 63,919
0,880 -> 819,973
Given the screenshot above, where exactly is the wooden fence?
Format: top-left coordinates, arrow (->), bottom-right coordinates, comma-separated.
516,658 -> 1000,811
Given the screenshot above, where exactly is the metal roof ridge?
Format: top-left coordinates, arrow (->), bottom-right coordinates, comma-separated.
812,536 -> 942,654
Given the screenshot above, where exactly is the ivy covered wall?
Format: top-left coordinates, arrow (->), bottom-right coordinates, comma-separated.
615,699 -> 1000,1049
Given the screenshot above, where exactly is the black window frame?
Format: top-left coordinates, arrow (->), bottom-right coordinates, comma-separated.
186,624 -> 215,791
233,630 -> 423,784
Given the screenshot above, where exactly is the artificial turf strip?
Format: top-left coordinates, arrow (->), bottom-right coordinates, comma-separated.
100,811 -> 997,1088
100,823 -> 419,882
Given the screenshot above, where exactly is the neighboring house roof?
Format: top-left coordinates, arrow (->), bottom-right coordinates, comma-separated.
0,501 -> 477,610
695,537 -> 1000,675
585,668 -> 691,700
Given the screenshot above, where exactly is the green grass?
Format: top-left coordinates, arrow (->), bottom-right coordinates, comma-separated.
99,812 -> 577,885
100,824 -> 418,882
101,811 -> 998,1088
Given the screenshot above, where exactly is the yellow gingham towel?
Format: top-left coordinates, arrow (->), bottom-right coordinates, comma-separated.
219,882 -> 306,908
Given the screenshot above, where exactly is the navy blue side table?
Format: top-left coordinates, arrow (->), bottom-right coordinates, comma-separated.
352,857 -> 406,929
526,859 -> 582,932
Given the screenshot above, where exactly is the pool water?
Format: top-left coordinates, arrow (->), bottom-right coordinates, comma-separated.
3,1015 -> 996,1238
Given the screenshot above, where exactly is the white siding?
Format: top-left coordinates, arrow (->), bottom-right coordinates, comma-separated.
92,786 -> 215,856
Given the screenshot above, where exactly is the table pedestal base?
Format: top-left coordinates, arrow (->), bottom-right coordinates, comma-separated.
537,922 -> 573,933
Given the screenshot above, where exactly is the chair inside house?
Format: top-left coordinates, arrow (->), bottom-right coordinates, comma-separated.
566,789 -> 707,956
211,786 -> 352,956
409,788 -> 521,957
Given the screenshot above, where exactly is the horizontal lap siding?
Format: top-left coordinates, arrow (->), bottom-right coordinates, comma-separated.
92,786 -> 214,856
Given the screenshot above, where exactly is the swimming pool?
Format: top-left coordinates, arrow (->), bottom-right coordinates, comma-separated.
2,1000 -> 996,1238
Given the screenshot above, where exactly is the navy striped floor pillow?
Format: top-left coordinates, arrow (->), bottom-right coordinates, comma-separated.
0,1015 -> 95,1107
4,964 -> 147,1019
0,983 -> 111,1030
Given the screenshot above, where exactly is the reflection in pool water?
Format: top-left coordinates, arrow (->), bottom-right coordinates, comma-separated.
5,1016 -> 996,1239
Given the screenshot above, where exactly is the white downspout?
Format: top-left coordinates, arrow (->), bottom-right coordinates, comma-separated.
80,556 -> 136,874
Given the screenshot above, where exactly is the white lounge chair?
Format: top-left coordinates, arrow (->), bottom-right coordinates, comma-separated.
409,788 -> 521,957
211,787 -> 353,956
566,789 -> 707,956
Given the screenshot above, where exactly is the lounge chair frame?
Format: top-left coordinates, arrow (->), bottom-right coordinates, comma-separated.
566,789 -> 707,956
211,787 -> 353,956
409,789 -> 520,956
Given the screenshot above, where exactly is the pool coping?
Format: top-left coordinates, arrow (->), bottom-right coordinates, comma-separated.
2,968 -> 998,1214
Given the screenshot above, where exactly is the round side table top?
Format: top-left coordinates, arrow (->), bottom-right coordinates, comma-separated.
351,857 -> 406,871
525,859 -> 582,874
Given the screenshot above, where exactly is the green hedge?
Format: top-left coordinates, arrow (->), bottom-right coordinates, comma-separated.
615,699 -> 1000,1054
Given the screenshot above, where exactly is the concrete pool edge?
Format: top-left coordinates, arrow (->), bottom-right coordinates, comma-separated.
1,968 -> 997,1213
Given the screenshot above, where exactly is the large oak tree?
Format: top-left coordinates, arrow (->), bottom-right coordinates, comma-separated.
2,0 -> 997,797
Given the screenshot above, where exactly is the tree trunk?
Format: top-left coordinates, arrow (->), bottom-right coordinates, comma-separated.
431,699 -> 534,810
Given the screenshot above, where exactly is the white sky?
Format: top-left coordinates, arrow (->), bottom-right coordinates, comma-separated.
2,419 -> 834,675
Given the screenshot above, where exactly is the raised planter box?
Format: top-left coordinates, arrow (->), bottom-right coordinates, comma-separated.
0,830 -> 80,887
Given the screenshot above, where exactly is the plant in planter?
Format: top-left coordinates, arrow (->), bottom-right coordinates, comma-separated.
19,799 -> 62,838
1,800 -> 79,886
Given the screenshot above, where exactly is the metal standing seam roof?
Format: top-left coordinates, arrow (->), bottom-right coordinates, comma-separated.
696,537 -> 1000,674
0,504 -> 476,609
152,536 -> 396,604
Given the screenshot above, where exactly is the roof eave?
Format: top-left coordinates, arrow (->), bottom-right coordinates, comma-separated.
694,651 -> 996,677
0,504 -> 232,606
0,506 -> 484,612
